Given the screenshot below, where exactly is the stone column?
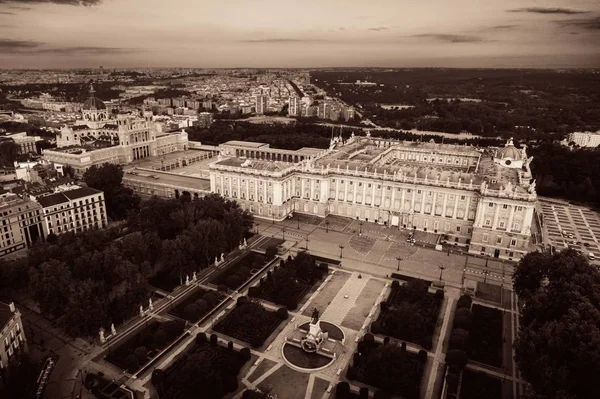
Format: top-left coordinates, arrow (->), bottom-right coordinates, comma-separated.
464,196 -> 471,221
507,205 -> 516,232
430,191 -> 437,216
491,203 -> 500,229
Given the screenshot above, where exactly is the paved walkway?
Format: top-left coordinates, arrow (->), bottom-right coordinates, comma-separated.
321,272 -> 369,325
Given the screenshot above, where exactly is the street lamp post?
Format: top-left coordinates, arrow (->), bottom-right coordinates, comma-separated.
305,237 -> 310,250
282,229 -> 286,241
483,269 -> 490,283
438,265 -> 446,283
297,216 -> 300,229
396,256 -> 402,272
359,221 -> 364,235
339,244 -> 345,258
325,220 -> 330,233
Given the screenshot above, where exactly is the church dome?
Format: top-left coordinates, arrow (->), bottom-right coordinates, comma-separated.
496,138 -> 522,160
82,97 -> 106,110
81,83 -> 106,110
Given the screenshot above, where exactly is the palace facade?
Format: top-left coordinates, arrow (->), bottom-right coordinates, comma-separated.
209,135 -> 537,260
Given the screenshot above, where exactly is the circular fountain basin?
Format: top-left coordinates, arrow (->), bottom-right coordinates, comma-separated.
282,343 -> 335,372
298,321 -> 345,342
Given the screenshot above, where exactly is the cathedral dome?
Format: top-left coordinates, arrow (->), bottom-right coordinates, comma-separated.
81,84 -> 106,110
496,138 -> 522,160
82,97 -> 106,110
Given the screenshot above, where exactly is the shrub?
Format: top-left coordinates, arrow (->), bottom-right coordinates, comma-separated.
373,390 -> 391,399
391,280 -> 400,289
359,387 -> 369,399
363,333 -> 375,346
184,303 -> 201,320
218,284 -> 229,292
194,299 -> 209,314
196,332 -> 207,344
319,263 -> 329,273
237,296 -> 249,307
435,289 -> 444,299
265,246 -> 278,259
454,309 -> 473,330
151,369 -> 165,387
383,336 -> 390,345
228,341 -> 234,351
446,349 -> 468,369
267,270 -> 273,281
155,330 -> 167,347
371,320 -> 382,334
335,382 -> 350,398
134,346 -> 148,362
446,372 -> 460,393
380,301 -> 388,311
456,295 -> 473,309
250,336 -> 263,348
285,299 -> 298,311
418,349 -> 428,363
239,347 -> 251,361
202,291 -> 218,307
401,341 -> 407,351
226,274 -> 242,289
248,286 -> 260,297
276,307 -> 288,320
210,333 -> 218,346
124,354 -> 140,372
346,365 -> 357,380
449,332 -> 468,351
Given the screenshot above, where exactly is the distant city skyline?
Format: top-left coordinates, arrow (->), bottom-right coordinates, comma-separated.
0,0 -> 599,69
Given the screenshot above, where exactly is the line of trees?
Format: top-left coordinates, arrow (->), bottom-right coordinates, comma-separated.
513,249 -> 600,399
0,193 -> 253,338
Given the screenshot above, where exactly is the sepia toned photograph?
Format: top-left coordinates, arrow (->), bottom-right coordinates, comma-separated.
0,1 -> 598,398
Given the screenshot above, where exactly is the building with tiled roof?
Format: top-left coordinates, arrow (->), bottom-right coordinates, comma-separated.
0,302 -> 27,372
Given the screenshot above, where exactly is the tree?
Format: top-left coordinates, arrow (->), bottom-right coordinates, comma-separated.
61,279 -> 108,337
0,140 -> 19,167
28,259 -> 72,317
514,250 -> 600,399
83,163 -> 124,195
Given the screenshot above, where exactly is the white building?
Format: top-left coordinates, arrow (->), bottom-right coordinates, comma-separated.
255,95 -> 268,115
0,194 -> 44,257
0,302 -> 27,371
289,96 -> 301,117
36,186 -> 107,236
566,131 -> 600,148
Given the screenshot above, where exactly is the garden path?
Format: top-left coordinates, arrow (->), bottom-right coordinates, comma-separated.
321,272 -> 369,325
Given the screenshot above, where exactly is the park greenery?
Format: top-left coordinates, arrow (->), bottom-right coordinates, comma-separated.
513,249 -> 600,399
153,333 -> 251,399
105,320 -> 185,373
445,295 -> 473,398
0,192 -> 253,338
213,297 -> 287,348
312,69 -> 600,138
467,304 -> 503,367
211,252 -> 267,290
249,251 -> 327,310
83,163 -> 141,220
346,333 -> 426,399
459,369 -> 502,399
169,288 -> 224,323
371,279 -> 443,349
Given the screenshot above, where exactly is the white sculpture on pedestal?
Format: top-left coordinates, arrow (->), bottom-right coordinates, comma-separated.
192,272 -> 197,281
110,323 -> 116,335
99,328 -> 106,343
301,308 -> 325,353
139,306 -> 144,317
220,253 -> 225,263
149,298 -> 154,311
185,275 -> 190,286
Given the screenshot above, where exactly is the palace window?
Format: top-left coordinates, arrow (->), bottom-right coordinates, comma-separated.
489,203 -> 493,207
503,204 -> 508,209
485,219 -> 491,226
496,236 -> 503,244
511,239 -> 517,246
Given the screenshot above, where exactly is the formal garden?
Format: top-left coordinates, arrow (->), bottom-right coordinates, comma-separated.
445,295 -> 472,399
213,297 -> 288,348
346,333 -> 427,399
467,304 -> 503,367
84,372 -> 133,399
210,251 -> 270,290
169,288 -> 225,323
105,320 -> 185,373
248,251 -> 328,310
152,333 -> 252,399
459,369 -> 502,399
335,382 -> 394,399
371,279 -> 443,349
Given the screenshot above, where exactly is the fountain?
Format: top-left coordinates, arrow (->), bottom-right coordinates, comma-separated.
281,308 -> 344,372
300,309 -> 328,353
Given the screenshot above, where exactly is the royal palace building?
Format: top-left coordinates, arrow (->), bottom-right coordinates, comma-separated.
208,134 -> 537,260
42,85 -> 188,177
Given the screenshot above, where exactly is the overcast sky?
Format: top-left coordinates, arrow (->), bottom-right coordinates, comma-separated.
0,0 -> 599,68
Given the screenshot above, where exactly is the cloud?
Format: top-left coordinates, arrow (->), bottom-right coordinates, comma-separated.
556,17 -> 600,30
507,7 -> 589,15
0,39 -> 138,55
0,11 -> 15,14
0,39 -> 40,52
487,24 -> 518,30
368,27 -> 388,32
239,38 -> 328,43
0,0 -> 101,6
410,34 -> 488,43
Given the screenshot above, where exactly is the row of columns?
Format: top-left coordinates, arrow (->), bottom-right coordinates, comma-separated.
475,199 -> 532,235
234,149 -> 305,163
133,145 -> 150,160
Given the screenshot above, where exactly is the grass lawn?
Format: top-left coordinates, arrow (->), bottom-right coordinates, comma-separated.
311,377 -> 331,399
342,278 -> 385,330
302,272 -> 351,317
246,358 -> 277,383
258,365 -> 310,399
460,369 -> 502,399
467,304 -> 503,367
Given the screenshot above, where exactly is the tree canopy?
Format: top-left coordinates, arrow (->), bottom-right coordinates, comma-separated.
83,163 -> 141,220
513,249 -> 600,399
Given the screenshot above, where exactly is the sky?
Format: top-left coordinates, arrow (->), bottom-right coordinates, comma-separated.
0,0 -> 599,69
